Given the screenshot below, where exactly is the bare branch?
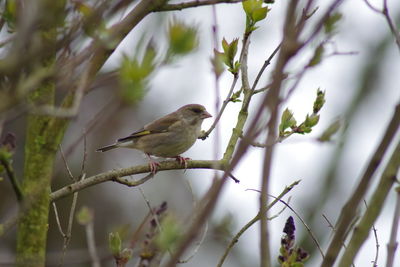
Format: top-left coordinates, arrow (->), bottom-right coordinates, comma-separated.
322,103 -> 400,267
153,0 -> 244,12
338,137 -> 400,266
50,160 -> 226,202
0,154 -> 23,202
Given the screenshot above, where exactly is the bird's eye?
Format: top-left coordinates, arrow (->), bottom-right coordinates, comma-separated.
191,108 -> 202,114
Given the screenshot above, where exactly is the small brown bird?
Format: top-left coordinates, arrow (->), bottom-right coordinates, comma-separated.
97,104 -> 212,173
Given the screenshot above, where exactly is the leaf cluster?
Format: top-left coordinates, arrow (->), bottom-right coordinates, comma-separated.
279,89 -> 326,138
213,38 -> 241,76
242,0 -> 271,33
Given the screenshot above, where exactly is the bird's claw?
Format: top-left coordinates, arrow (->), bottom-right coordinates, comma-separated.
175,156 -> 190,169
149,160 -> 160,174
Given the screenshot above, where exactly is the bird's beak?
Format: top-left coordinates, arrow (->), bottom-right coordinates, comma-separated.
202,111 -> 212,119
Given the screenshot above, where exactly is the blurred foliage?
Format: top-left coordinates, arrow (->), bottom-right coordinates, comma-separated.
118,42 -> 156,104
166,19 -> 199,61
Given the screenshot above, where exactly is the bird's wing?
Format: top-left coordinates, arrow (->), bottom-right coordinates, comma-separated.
116,112 -> 181,142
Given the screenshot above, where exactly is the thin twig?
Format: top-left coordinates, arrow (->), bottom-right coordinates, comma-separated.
268,194 -> 324,259
56,142 -> 87,266
371,222 -> 380,267
85,216 -> 100,267
178,222 -> 209,263
32,67 -> 90,117
217,180 -> 301,267
178,181 -> 209,264
363,0 -> 381,13
321,214 -> 355,267
200,74 -> 239,140
59,145 -> 75,181
382,0 -> 400,52
52,202 -> 66,238
364,200 -> 380,267
64,98 -> 119,158
0,156 -> 23,201
251,43 -> 281,91
81,131 -> 88,175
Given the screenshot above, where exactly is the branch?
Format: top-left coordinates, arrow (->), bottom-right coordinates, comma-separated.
386,186 -> 400,267
50,160 -> 226,202
200,73 -> 239,140
322,103 -> 400,267
165,26 -> 257,267
338,137 -> 400,266
0,156 -> 23,202
153,0 -> 243,12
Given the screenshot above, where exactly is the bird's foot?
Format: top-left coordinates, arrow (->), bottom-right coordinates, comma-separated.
146,154 -> 160,174
174,156 -> 191,169
148,160 -> 160,174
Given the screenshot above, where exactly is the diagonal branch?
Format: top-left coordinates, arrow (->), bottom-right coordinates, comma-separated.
322,103 -> 400,267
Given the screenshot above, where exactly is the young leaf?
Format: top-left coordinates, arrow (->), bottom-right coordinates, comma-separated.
211,49 -> 225,78
109,232 -> 122,256
252,6 -> 270,22
279,108 -> 297,135
313,89 -> 326,113
324,12 -> 342,35
308,44 -> 324,67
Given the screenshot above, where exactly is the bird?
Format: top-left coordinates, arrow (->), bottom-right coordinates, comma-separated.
96,104 -> 212,173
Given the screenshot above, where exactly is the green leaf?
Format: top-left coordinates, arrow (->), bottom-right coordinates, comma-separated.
211,49 -> 225,78
324,12 -> 342,35
119,79 -> 147,105
3,0 -> 17,32
279,108 -> 297,135
308,44 -> 324,67
252,6 -> 270,22
304,113 -> 320,128
109,232 -> 122,255
313,89 -> 325,113
118,53 -> 152,104
242,0 -> 263,15
226,38 -> 239,65
141,41 -> 156,76
222,38 -> 229,54
318,119 -> 341,142
167,20 -> 199,57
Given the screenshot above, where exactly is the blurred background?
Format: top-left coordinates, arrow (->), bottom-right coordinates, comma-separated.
1,0 -> 400,266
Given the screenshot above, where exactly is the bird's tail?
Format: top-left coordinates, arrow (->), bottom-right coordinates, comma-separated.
96,143 -> 119,152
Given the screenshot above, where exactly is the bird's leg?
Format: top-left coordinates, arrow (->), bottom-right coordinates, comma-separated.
174,156 -> 191,169
146,154 -> 160,174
